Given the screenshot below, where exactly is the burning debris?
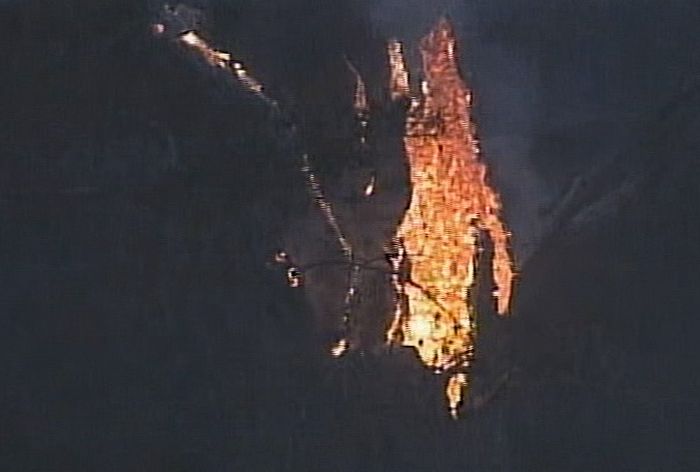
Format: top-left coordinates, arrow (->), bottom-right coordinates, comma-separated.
154,7 -> 514,418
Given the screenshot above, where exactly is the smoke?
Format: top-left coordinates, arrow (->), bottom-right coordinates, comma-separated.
466,42 -> 548,266
369,0 -> 456,41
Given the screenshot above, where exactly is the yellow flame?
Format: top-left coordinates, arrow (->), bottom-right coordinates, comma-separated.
152,23 -> 165,36
447,373 -> 468,419
389,19 -> 515,417
287,267 -> 302,288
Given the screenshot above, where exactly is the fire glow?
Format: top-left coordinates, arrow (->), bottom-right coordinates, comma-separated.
386,20 -> 514,417
156,12 -> 515,419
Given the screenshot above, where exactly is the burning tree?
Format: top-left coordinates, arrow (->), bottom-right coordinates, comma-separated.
155,6 -> 514,418
386,19 -> 515,417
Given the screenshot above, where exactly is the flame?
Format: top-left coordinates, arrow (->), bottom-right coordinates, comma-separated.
447,372 -> 468,419
388,19 -> 515,417
158,18 -> 515,419
388,39 -> 410,100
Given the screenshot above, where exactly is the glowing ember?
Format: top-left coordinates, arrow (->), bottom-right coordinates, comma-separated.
151,23 -> 165,36
388,39 -> 410,100
387,19 -> 515,417
175,30 -> 268,99
275,250 -> 289,264
330,338 -> 349,358
364,175 -> 376,196
447,373 -> 468,419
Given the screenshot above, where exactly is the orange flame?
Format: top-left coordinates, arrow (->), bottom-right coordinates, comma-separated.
159,18 -> 515,418
388,19 -> 515,416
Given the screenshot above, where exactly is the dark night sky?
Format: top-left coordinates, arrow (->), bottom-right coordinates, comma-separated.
1,1 -> 700,470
